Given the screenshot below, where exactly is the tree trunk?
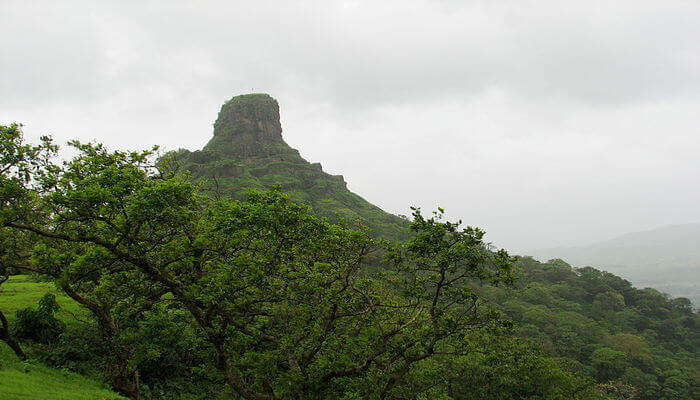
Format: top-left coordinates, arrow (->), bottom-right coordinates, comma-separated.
60,282 -> 140,398
111,370 -> 140,399
2,335 -> 27,360
0,309 -> 26,360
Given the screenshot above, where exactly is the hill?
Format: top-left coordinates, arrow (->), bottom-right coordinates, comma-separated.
527,224 -> 700,305
166,93 -> 409,240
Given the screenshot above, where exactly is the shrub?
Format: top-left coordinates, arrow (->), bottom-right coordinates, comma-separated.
12,294 -> 65,344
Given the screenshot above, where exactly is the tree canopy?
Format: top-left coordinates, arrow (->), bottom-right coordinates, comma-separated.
1,124 -> 696,399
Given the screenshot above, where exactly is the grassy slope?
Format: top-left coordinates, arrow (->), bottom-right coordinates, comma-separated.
0,275 -> 88,324
0,276 -> 124,400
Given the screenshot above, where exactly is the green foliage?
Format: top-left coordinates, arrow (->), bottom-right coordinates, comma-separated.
0,127 -> 602,399
590,347 -> 629,382
445,336 -> 601,400
2,123 -> 696,400
593,291 -> 626,313
499,256 -> 699,400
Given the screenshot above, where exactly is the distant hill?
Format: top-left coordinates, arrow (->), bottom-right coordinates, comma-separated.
166,93 -> 410,240
527,224 -> 700,305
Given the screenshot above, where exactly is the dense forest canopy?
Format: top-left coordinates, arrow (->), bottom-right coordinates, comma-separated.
1,99 -> 698,400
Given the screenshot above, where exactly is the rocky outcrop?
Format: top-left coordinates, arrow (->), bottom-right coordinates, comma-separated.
204,93 -> 298,158
167,93 -> 409,240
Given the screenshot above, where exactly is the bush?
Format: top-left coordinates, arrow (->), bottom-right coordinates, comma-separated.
40,328 -> 105,373
12,294 -> 65,344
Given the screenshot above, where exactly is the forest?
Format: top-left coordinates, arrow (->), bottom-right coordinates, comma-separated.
0,119 -> 698,400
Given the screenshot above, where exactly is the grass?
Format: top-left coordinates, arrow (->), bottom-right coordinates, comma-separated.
0,275 -> 88,326
0,275 -> 123,400
0,345 -> 125,400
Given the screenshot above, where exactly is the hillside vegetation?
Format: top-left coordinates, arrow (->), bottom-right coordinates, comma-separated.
497,257 -> 699,399
0,97 -> 698,400
529,224 -> 700,305
0,277 -> 124,400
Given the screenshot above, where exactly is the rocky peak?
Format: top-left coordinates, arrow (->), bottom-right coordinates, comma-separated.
204,93 -> 294,158
169,92 -> 410,240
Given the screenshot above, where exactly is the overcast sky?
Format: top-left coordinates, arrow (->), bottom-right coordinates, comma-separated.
2,0 -> 699,252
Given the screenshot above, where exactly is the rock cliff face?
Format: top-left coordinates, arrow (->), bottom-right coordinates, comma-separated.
169,93 -> 409,240
205,94 -> 290,158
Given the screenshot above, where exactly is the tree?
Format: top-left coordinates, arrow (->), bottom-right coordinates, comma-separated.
443,335 -> 602,400
590,347 -> 629,382
0,263 -> 26,360
593,291 -> 626,314
605,333 -> 651,365
1,130 -> 525,399
0,127 -> 166,397
12,293 -> 64,344
0,123 -> 57,361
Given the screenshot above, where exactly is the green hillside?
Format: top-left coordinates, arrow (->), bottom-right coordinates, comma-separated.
165,94 -> 409,240
0,277 -> 124,400
0,345 -> 124,400
496,257 -> 699,399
